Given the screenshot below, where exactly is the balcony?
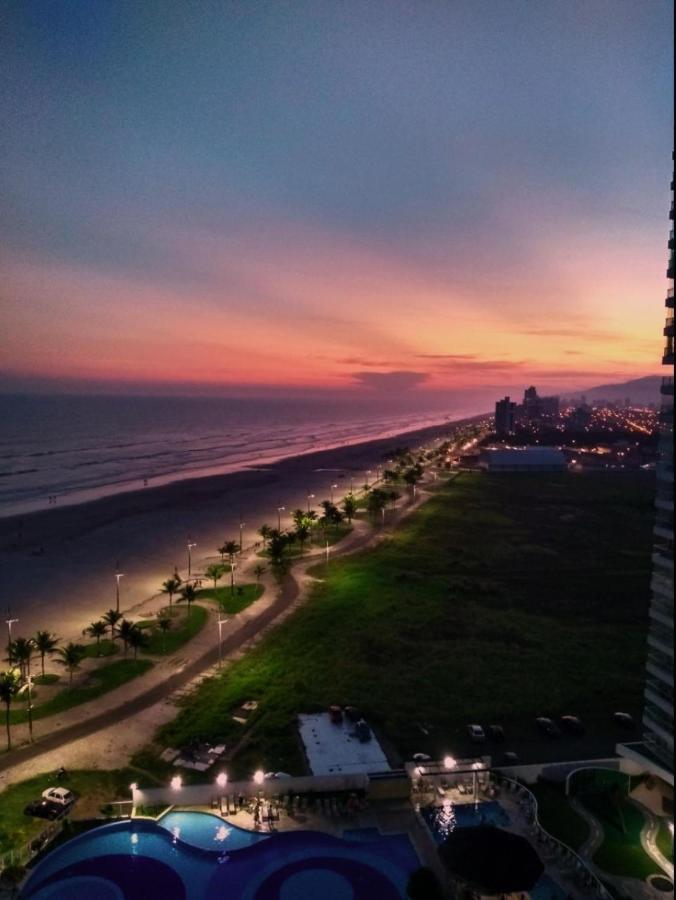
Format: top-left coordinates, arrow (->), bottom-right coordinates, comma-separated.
666,316 -> 675,338
667,287 -> 675,309
670,229 -> 675,251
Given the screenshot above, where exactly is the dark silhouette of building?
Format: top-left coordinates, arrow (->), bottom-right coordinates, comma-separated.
494,397 -> 516,437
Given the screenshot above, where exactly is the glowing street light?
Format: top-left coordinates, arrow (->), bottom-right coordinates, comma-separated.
187,541 -> 197,577
253,770 -> 265,786
306,493 -> 315,513
277,506 -> 285,530
239,520 -> 245,556
216,772 -> 228,789
115,571 -> 124,613
330,484 -> 338,503
171,775 -> 182,791
5,614 -> 18,645
443,756 -> 457,771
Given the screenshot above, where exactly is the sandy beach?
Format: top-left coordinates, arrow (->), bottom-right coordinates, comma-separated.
0,415 -> 481,641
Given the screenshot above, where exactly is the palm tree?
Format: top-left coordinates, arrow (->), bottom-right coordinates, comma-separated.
102,608 -> 122,643
116,620 -> 137,658
0,669 -> 21,750
205,563 -> 226,590
156,614 -> 172,654
219,541 -> 240,565
127,626 -> 148,660
178,583 -> 197,618
85,620 -> 107,653
291,509 -> 307,530
253,564 -> 266,584
34,631 -> 59,678
258,524 -> 272,549
160,577 -> 181,611
56,643 -> 86,688
295,521 -> 311,556
268,530 -> 291,565
342,494 -> 357,523
7,637 -> 34,681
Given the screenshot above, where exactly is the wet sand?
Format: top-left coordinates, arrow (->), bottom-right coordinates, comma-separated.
0,415 -> 482,641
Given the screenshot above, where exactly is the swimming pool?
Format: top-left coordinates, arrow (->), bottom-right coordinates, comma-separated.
21,817 -> 420,899
422,799 -> 511,840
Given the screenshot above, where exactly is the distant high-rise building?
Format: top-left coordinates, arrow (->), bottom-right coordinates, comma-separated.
619,154 -> 674,795
495,397 -> 516,437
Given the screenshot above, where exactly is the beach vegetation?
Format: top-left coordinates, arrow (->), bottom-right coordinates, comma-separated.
341,493 -> 357,522
55,643 -> 87,687
138,605 -> 208,655
178,584 -> 198,618
102,609 -> 122,643
33,632 -> 59,678
204,563 -> 227,589
197,584 -> 263,615
0,670 -> 21,750
82,638 -> 118,659
160,577 -> 182,610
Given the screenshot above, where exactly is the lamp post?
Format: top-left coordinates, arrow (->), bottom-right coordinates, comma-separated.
5,615 -> 18,645
19,672 -> 34,743
187,541 -> 197,578
365,470 -> 372,488
306,493 -> 315,514
239,519 -> 245,556
330,484 -> 338,503
277,506 -> 285,531
115,571 -> 124,613
230,562 -> 237,600
217,617 -> 227,667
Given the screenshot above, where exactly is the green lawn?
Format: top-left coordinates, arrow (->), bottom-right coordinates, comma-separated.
9,659 -> 153,725
0,769 -> 156,859
657,820 -> 674,862
33,674 -> 60,686
259,523 -> 353,559
579,788 -> 659,879
82,639 -> 119,659
529,781 -> 590,850
155,472 -> 654,778
196,584 -> 264,614
138,605 -> 209,655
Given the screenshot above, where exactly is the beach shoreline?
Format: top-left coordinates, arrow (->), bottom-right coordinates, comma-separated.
0,412 -> 486,640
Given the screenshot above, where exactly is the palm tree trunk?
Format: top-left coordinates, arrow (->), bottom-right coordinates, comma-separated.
41,653 -> 46,678
5,703 -> 11,751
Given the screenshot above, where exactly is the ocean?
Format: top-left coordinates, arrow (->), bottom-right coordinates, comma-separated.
0,393 -> 474,518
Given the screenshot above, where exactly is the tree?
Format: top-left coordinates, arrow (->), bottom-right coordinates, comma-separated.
291,509 -> 307,530
34,631 -> 59,678
218,541 -> 240,570
367,488 -> 389,521
388,489 -> 401,509
7,637 -> 34,682
295,521 -> 311,556
178,583 -> 198,618
161,577 -> 181,611
127,626 -> 148,659
320,500 -> 343,525
205,563 -> 227,590
268,529 -> 291,565
116,620 -> 137,658
156,614 -> 172,654
102,609 -> 122,643
56,643 -> 86,688
258,524 -> 272,549
342,493 -> 357,523
85,620 -> 107,651
253,564 -> 266,584
0,669 -> 20,750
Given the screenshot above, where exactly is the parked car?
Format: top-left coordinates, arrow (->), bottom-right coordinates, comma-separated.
501,751 -> 521,766
535,717 -> 561,738
467,724 -> 486,743
41,787 -> 75,808
412,753 -> 432,763
264,772 -> 291,780
487,724 -> 505,742
613,712 -> 636,730
560,715 -> 585,735
329,705 -> 343,724
23,800 -> 64,821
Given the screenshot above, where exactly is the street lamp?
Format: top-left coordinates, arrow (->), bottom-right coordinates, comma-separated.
277,506 -> 285,531
171,775 -> 182,791
253,770 -> 265,786
365,470 -> 372,488
19,673 -> 34,743
443,756 -> 457,771
216,772 -> 228,789
330,484 -> 338,503
472,761 -> 483,803
217,617 -> 228,666
5,615 -> 18,645
115,571 -> 124,613
239,520 -> 245,556
187,541 -> 197,577
230,562 -> 237,600
306,493 -> 315,513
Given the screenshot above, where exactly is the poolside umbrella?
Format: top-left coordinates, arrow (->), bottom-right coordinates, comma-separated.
438,826 -> 544,894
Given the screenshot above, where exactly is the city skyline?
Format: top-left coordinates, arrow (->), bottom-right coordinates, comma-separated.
1,0 -> 673,399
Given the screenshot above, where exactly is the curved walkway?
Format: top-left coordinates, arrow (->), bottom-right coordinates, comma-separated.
0,476 -> 440,778
633,798 -> 674,881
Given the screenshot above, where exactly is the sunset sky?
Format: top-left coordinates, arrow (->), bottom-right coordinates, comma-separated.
1,0 -> 673,399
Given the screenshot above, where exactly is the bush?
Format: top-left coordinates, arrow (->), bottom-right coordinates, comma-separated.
407,867 -> 444,900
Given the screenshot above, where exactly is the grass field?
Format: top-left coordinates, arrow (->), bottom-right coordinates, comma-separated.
138,605 -> 209,655
196,584 -> 264,615
581,789 -> 660,879
81,639 -> 119,659
9,659 -> 154,725
156,471 -> 654,777
529,781 -> 590,850
0,769 -> 154,859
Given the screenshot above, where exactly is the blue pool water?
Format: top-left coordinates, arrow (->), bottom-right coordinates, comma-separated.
21,818 -> 420,900
422,800 -> 511,840
157,811 -> 266,852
